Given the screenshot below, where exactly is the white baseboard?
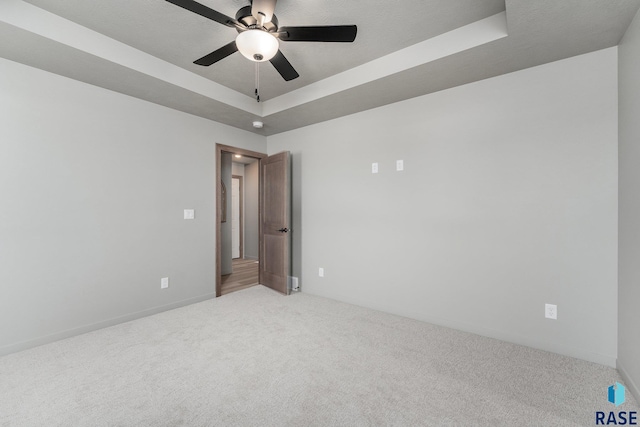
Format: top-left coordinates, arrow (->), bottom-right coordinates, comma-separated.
0,293 -> 216,357
302,288 -> 618,367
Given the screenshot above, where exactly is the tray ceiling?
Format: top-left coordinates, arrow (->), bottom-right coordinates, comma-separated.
1,0 -> 639,135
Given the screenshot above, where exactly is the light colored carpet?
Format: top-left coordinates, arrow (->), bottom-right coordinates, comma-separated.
0,285 -> 637,426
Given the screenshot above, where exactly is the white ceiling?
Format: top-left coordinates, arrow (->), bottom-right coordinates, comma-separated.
1,0 -> 639,136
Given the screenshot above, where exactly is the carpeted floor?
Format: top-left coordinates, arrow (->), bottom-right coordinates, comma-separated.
0,285 -> 637,426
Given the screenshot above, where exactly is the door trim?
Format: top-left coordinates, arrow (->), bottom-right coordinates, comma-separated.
216,144 -> 267,297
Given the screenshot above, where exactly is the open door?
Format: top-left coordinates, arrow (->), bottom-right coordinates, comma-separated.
260,151 -> 291,295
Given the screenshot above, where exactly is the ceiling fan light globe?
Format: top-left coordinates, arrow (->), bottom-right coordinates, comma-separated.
236,30 -> 279,62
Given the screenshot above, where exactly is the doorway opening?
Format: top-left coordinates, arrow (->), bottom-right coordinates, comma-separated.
216,144 -> 266,297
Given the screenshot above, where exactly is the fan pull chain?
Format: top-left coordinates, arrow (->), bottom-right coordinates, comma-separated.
254,62 -> 260,103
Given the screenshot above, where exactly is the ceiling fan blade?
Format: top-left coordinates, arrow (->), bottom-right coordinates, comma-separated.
269,50 -> 299,81
251,0 -> 277,25
165,0 -> 239,28
278,25 -> 357,42
193,41 -> 238,66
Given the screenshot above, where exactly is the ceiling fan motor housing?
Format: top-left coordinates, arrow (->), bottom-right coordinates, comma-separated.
236,6 -> 278,32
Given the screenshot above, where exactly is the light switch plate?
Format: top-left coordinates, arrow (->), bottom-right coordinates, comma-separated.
184,209 -> 195,220
396,160 -> 404,171
161,277 -> 169,289
372,163 -> 378,174
318,267 -> 324,277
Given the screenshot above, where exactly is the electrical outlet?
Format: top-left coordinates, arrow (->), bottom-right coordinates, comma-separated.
545,303 -> 557,320
396,160 -> 404,171
184,209 -> 195,220
318,267 -> 324,278
161,277 -> 169,289
372,163 -> 379,174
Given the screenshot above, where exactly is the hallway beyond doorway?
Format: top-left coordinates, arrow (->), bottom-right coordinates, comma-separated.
221,258 -> 259,296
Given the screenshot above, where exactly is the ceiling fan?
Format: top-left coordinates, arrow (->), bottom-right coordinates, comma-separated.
165,0 -> 357,82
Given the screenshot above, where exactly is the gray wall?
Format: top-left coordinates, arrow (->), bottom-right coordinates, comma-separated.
618,8 -> 640,401
267,48 -> 619,366
220,153 -> 233,274
244,160 -> 260,260
231,162 -> 245,177
0,57 -> 265,355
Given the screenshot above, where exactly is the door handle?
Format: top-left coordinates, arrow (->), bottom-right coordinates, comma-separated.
278,228 -> 289,233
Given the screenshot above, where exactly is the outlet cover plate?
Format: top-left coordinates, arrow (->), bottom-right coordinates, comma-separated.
161,277 -> 169,289
545,303 -> 557,320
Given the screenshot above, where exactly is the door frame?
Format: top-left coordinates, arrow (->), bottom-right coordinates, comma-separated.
216,144 -> 267,297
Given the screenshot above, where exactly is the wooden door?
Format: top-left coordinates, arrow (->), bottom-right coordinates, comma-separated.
260,151 -> 291,294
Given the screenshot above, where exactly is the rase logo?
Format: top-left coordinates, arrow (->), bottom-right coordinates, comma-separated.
596,382 -> 637,425
610,382 -> 627,407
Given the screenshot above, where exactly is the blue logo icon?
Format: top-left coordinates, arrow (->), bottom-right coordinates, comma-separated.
608,382 -> 626,407
596,383 -> 636,425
